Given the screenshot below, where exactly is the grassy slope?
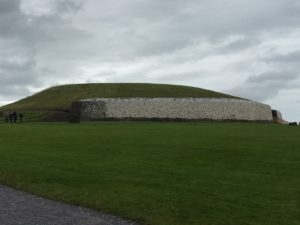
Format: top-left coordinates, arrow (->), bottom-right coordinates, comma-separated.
0,122 -> 299,225
0,83 -> 240,111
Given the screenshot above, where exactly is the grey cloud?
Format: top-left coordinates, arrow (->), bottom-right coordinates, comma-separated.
0,0 -> 24,38
52,0 -> 83,14
77,0 -> 300,58
0,0 -> 19,14
217,37 -> 261,54
229,72 -> 299,101
152,72 -> 206,83
0,0 -> 52,42
20,0 -> 83,17
247,72 -> 297,83
0,0 -> 86,98
0,60 -> 34,74
0,59 -> 40,88
268,50 -> 300,63
0,85 -> 32,100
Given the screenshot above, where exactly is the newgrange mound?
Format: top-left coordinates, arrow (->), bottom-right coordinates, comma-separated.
1,83 -> 240,111
0,83 -> 275,122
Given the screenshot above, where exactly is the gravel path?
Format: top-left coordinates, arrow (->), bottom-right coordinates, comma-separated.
0,184 -> 138,225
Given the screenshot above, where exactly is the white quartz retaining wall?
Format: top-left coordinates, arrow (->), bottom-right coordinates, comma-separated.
78,98 -> 273,121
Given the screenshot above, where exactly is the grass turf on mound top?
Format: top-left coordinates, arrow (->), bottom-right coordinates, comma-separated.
0,122 -> 299,225
0,83 -> 240,111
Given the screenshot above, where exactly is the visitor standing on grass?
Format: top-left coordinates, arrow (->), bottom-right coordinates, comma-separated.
8,113 -> 13,123
12,112 -> 17,123
19,113 -> 23,122
5,112 -> 9,122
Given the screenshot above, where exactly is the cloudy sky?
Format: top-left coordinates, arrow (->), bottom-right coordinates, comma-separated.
0,0 -> 299,120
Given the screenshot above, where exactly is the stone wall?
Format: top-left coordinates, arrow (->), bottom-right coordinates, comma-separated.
76,98 -> 273,122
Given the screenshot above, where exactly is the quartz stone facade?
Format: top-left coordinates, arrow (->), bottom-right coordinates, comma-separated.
75,98 -> 273,122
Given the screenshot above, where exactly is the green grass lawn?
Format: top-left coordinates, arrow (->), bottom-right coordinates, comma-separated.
0,122 -> 299,225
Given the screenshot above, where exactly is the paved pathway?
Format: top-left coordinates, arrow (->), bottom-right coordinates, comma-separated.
0,184 -> 137,225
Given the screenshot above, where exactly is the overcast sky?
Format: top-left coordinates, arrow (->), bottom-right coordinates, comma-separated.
0,0 -> 299,121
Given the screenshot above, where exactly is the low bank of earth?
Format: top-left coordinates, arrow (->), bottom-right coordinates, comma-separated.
0,122 -> 299,225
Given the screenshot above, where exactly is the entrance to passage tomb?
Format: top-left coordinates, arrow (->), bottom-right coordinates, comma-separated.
70,101 -> 107,122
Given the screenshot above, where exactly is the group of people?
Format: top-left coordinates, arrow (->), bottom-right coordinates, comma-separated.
5,112 -> 23,123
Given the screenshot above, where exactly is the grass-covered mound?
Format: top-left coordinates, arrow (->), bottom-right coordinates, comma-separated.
0,122 -> 299,225
0,83 -> 240,111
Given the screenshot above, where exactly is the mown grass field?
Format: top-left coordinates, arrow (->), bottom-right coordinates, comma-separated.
0,122 -> 299,225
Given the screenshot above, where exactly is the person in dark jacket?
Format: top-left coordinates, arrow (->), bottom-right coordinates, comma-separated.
8,113 -> 13,123
12,112 -> 17,123
5,112 -> 9,122
19,113 -> 23,122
